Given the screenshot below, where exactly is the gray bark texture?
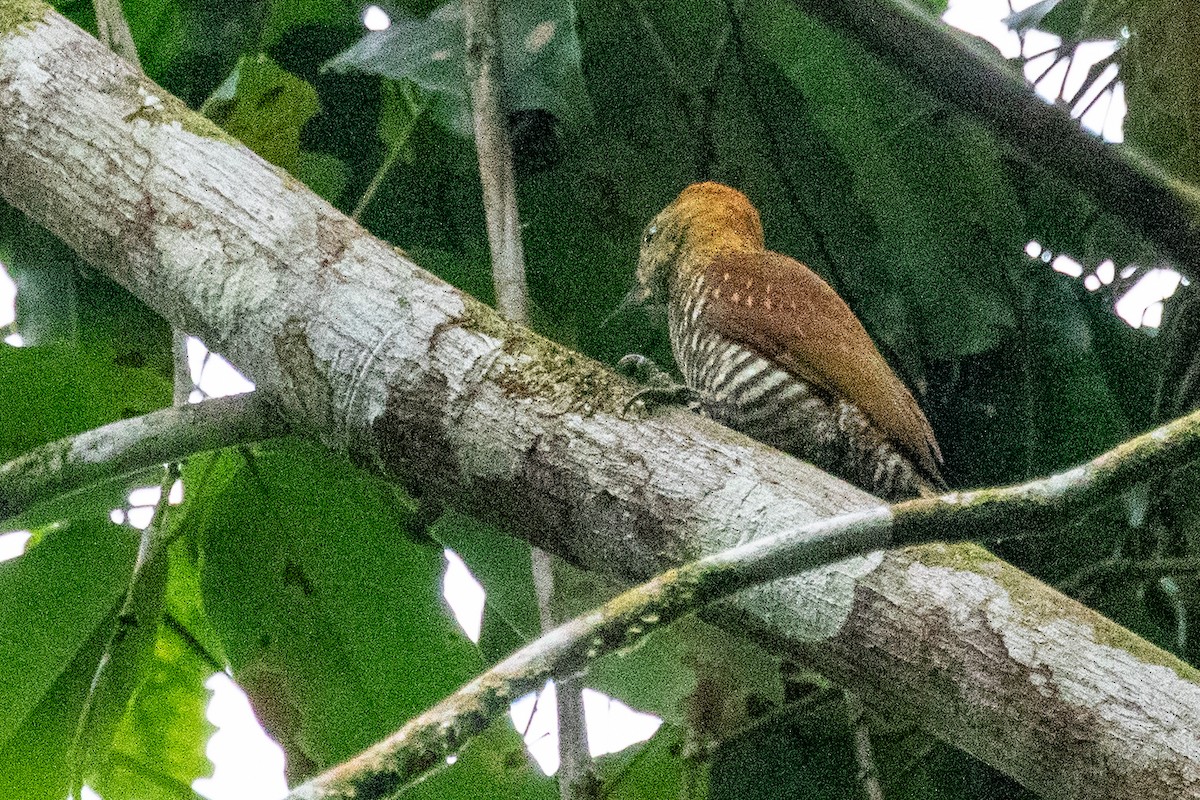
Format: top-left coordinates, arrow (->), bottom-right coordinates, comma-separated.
1,5 -> 1199,798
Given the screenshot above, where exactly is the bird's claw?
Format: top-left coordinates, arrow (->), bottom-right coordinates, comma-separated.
617,354 -> 671,385
625,384 -> 702,416
617,353 -> 701,415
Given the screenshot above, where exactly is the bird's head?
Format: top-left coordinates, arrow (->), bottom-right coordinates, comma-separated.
631,182 -> 766,309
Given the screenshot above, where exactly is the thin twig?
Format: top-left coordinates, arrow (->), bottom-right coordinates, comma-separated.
554,674 -> 597,800
1059,556 -> 1200,596
172,332 -> 192,406
352,142 -> 405,223
92,0 -> 141,70
286,405 -> 1200,800
531,547 -> 595,798
1072,74 -> 1118,125
352,85 -> 425,222
461,1 -> 589,793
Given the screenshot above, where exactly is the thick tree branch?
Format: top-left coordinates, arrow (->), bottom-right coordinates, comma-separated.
791,0 -> 1200,275
1,7 -> 1198,798
292,403 -> 1200,797
0,393 -> 285,522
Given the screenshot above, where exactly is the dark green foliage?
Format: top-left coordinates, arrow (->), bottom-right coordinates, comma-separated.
0,207 -> 173,464
0,517 -> 139,799
180,441 -> 483,776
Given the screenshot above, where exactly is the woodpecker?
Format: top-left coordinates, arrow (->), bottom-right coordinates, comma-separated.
631,182 -> 944,500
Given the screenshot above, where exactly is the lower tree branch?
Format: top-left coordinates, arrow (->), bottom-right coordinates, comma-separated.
1,7 -> 1199,798
0,392 -> 285,522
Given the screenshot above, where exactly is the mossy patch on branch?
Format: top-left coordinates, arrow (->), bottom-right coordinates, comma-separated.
456,293 -> 635,416
0,0 -> 50,35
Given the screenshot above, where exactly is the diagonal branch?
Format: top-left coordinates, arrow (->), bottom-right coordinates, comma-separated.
1,7 -> 1199,798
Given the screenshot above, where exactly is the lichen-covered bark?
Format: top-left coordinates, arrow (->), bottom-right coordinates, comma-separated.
2,6 -> 1199,798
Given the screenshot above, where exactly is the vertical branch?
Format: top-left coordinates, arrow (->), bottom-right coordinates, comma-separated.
92,0 -> 141,71
461,2 -> 591,796
845,691 -> 885,800
173,332 -> 192,405
531,544 -> 595,798
532,548 -> 597,800
463,0 -> 529,323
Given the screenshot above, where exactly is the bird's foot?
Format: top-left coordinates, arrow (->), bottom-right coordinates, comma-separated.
617,354 -> 675,386
617,354 -> 701,415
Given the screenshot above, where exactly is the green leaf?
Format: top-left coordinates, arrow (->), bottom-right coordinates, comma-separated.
262,0 -> 360,49
0,603 -> 116,800
403,722 -> 556,800
325,2 -> 473,137
0,516 -> 137,755
293,151 -> 352,202
431,511 -> 541,653
599,724 -> 685,800
379,79 -> 427,157
746,4 -> 1024,363
187,440 -> 482,778
1123,0 -> 1200,184
876,737 -> 1039,800
202,51 -> 351,202
164,531 -> 228,671
1039,0 -> 1129,40
0,210 -> 172,463
89,625 -> 215,800
326,0 -> 591,137
117,0 -> 188,84
72,526 -> 170,795
710,702 -> 859,800
205,55 -> 326,182
1005,0 -> 1062,33
1026,272 -> 1128,471
0,340 -> 169,464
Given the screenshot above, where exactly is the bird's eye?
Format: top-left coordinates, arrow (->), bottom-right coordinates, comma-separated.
642,224 -> 658,246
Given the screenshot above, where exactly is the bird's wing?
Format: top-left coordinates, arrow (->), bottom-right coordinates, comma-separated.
701,251 -> 944,481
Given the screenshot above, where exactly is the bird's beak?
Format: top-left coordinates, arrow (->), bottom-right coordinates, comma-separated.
599,284 -> 647,329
